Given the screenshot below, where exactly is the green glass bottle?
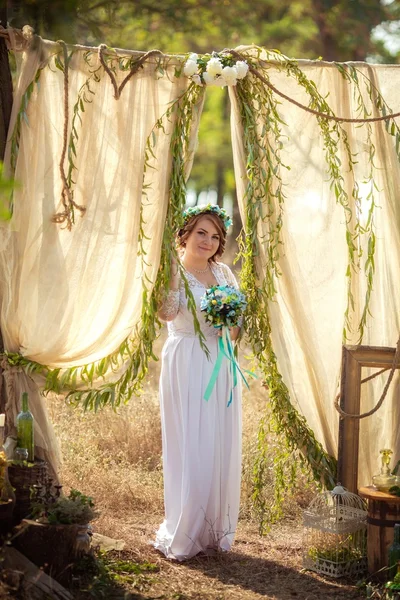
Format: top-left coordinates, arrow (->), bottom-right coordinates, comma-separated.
16,392 -> 34,462
389,524 -> 400,580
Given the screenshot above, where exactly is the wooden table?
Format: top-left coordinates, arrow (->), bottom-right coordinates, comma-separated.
359,486 -> 400,576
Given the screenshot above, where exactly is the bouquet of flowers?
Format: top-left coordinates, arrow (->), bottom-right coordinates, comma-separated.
200,285 -> 247,329
200,285 -> 250,406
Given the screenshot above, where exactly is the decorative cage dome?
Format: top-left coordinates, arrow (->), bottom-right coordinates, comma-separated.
303,484 -> 367,578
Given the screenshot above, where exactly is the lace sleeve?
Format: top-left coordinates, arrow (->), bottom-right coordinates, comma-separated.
158,289 -> 180,321
221,263 -> 239,289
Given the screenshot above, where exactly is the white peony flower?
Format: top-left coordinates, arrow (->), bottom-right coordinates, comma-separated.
202,71 -> 216,85
214,75 -> 227,88
235,60 -> 249,79
189,53 -> 199,61
183,60 -> 198,77
206,57 -> 223,77
191,74 -> 202,86
221,66 -> 237,86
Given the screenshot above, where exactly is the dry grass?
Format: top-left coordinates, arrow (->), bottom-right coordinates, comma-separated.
46,333 -> 364,599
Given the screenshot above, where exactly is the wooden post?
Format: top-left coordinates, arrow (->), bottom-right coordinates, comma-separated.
337,345 -> 362,493
337,345 -> 400,493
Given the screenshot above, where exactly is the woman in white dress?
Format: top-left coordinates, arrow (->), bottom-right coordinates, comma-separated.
154,205 -> 242,561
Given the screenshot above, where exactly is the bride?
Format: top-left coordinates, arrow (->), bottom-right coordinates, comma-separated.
154,204 -> 243,561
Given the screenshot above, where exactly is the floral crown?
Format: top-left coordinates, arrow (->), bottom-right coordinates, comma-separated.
182,204 -> 233,230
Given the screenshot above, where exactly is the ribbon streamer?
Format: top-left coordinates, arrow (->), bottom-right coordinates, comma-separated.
204,326 -> 256,406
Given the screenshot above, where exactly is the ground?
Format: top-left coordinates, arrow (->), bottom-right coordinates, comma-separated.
71,516 -> 365,600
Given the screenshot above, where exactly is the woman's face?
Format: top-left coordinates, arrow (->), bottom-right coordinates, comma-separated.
184,216 -> 221,262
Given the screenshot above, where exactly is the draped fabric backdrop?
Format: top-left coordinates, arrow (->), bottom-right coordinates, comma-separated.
1,36 -> 200,474
1,37 -> 399,486
230,48 -> 400,486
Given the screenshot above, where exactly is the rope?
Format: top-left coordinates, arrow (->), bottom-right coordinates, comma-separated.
226,48 -> 400,124
334,334 -> 400,419
52,41 -> 86,230
98,45 -> 165,99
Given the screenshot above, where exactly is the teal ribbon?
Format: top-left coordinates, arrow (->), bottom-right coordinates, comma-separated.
204,326 -> 257,406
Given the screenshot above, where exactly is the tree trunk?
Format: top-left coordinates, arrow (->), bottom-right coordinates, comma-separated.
216,159 -> 225,207
0,5 -> 13,418
311,1 -> 338,61
0,6 -> 13,162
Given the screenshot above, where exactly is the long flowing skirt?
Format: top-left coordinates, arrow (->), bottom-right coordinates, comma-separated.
154,333 -> 242,560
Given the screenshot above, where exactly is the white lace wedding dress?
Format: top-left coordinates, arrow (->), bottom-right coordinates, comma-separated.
154,261 -> 242,560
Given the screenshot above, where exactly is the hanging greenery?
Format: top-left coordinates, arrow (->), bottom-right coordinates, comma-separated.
59,50 -> 102,227
333,62 -> 400,340
8,68 -> 43,214
5,51 -> 206,410
226,46 -> 400,527
4,41 -> 400,528
232,53 -> 336,529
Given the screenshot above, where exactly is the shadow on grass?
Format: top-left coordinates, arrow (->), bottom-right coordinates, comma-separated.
181,550 -> 366,600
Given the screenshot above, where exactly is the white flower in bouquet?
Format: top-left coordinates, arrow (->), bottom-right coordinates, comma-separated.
183,60 -> 198,77
206,57 -> 223,77
202,71 -> 216,85
235,61 -> 249,79
189,53 -> 199,61
214,76 -> 227,87
221,65 -> 238,86
191,74 -> 203,86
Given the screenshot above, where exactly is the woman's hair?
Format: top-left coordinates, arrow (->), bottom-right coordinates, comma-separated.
176,213 -> 227,261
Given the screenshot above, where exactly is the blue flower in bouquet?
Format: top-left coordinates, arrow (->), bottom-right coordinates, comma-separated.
200,285 -> 247,329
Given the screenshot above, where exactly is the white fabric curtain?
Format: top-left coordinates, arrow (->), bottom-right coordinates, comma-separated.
1,36 -> 201,474
230,48 -> 400,487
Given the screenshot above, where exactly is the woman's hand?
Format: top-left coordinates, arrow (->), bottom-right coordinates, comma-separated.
171,256 -> 178,276
229,326 -> 241,342
218,326 -> 241,342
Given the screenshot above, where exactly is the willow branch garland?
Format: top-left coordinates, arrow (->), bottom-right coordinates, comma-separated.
227,48 -> 400,124
8,68 -> 43,214
234,72 -> 336,530
143,81 -> 210,357
3,74 -> 206,410
52,42 -> 86,230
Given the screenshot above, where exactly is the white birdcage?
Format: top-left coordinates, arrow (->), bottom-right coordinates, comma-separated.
303,484 -> 368,578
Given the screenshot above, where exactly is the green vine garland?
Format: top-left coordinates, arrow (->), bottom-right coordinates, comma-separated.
5,57 -> 206,411
234,56 -> 337,529
8,67 -> 43,214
